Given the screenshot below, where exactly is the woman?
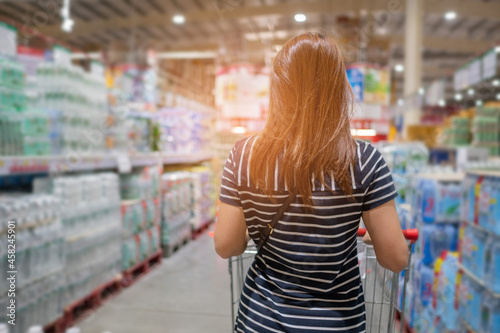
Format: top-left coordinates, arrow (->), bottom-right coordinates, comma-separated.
215,33 -> 408,333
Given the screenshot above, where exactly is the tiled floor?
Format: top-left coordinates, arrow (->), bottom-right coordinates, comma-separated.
78,233 -> 233,333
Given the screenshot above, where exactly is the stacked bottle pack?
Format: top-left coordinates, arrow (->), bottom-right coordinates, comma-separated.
400,174 -> 461,332
378,142 -> 430,205
160,171 -> 193,253
0,56 -> 52,156
120,166 -> 161,270
189,166 -> 217,231
33,173 -> 122,308
443,116 -> 471,146
0,194 -> 64,333
472,107 -> 500,156
459,170 -> 500,333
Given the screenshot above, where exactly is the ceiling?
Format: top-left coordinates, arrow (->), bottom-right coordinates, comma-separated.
1,0 -> 499,97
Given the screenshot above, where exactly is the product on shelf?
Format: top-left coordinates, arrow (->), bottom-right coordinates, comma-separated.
472,106 -> 500,156
33,173 -> 122,311
121,166 -> 162,269
433,252 -> 459,332
0,194 -> 64,333
411,174 -> 462,224
161,171 -> 193,251
189,166 -> 216,230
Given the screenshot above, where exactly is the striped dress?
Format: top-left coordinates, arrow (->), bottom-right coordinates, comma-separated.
219,137 -> 397,333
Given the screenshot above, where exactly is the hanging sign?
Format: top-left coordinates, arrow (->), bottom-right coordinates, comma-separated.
482,49 -> 497,80
0,21 -> 17,57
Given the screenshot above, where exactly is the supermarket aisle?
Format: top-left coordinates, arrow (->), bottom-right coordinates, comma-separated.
79,232 -> 232,333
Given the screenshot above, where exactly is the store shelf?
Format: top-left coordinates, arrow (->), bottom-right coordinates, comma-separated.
122,249 -> 163,287
162,152 -> 213,164
415,172 -> 465,182
63,274 -> 123,328
460,316 -> 477,333
458,262 -> 500,298
0,152 -> 214,176
466,169 -> 500,177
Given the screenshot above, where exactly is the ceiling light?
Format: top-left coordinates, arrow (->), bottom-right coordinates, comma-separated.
351,129 -> 377,137
231,126 -> 247,134
455,93 -> 463,101
438,99 -> 446,107
60,0 -> 73,33
495,46 -> 500,53
397,99 -> 404,106
61,17 -> 74,32
497,93 -> 500,100
444,11 -> 457,21
394,64 -> 404,72
493,79 -> 500,87
467,88 -> 475,95
418,87 -> 425,95
294,13 -> 307,22
476,100 -> 483,107
172,15 -> 185,24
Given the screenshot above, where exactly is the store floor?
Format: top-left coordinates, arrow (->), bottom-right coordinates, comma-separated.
78,231 -> 233,333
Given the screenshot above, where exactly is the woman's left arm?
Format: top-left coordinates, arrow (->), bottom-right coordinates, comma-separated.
214,202 -> 248,259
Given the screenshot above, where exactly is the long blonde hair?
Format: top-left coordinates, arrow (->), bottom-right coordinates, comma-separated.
250,33 -> 356,206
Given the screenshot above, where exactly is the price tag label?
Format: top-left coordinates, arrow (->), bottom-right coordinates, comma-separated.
116,154 -> 132,174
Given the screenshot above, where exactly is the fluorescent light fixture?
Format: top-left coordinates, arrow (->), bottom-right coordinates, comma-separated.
61,18 -> 74,32
418,87 -> 425,95
467,88 -> 475,95
172,15 -> 185,24
444,11 -> 457,21
157,51 -> 217,59
476,100 -> 483,107
231,126 -> 247,134
351,129 -> 377,137
394,64 -> 404,72
397,99 -> 404,106
493,79 -> 500,87
60,0 -> 74,33
455,93 -> 463,101
294,13 -> 307,22
438,99 -> 446,107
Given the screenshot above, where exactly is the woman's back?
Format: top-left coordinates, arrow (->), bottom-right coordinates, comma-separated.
220,136 -> 397,332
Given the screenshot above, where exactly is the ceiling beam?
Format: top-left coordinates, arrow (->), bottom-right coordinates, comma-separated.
34,0 -> 404,39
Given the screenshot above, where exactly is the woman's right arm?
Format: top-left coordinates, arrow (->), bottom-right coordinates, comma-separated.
362,199 -> 408,273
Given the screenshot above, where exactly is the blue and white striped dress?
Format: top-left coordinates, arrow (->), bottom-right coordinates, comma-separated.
220,137 -> 397,333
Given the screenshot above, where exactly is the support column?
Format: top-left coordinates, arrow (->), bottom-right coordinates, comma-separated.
403,0 -> 424,135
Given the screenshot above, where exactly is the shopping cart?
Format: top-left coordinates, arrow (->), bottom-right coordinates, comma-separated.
357,228 -> 418,333
228,229 -> 418,333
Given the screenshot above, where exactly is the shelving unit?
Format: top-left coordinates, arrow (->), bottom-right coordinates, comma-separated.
0,152 -> 213,176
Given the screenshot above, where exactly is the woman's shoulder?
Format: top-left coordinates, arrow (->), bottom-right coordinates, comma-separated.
355,140 -> 381,160
231,136 -> 259,155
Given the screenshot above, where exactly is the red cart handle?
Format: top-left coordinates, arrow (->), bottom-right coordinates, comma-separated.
357,228 -> 419,243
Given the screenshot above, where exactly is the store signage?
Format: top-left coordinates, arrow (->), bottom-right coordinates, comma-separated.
482,49 -> 497,80
346,67 -> 364,102
346,64 -> 390,106
454,65 -> 469,91
215,64 -> 270,120
468,59 -> 481,86
363,67 -> 390,106
351,119 -> 390,135
0,21 -> 17,57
